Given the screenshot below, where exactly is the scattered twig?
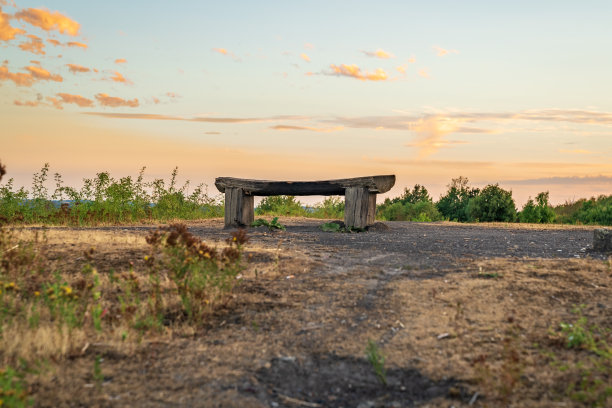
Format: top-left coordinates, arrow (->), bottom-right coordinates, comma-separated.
469,391 -> 480,405
278,393 -> 322,407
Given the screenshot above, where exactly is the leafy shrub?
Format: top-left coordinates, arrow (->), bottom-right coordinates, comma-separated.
255,195 -> 306,216
251,217 -> 286,231
552,195 -> 612,226
436,177 -> 480,222
311,196 -> 344,219
467,184 -> 517,222
377,184 -> 442,221
519,192 -> 556,223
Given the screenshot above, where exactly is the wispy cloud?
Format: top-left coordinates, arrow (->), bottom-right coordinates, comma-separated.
363,49 -> 394,59
213,47 -> 228,55
14,99 -> 40,107
66,63 -> 89,73
14,7 -> 80,36
95,93 -> 139,108
46,38 -> 60,46
109,71 -> 131,84
434,46 -> 458,56
300,53 -> 310,62
417,69 -> 429,78
304,42 -> 314,49
25,65 -> 62,81
83,112 -> 309,124
56,92 -> 93,107
503,175 -> 612,186
0,6 -> 24,41
328,64 -> 389,81
66,41 -> 86,49
18,34 -> 44,54
114,58 -> 127,64
269,125 -> 343,132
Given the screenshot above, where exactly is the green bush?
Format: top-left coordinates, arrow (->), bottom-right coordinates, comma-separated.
255,195 -> 306,216
519,192 -> 556,223
0,164 -> 223,225
377,200 -> 442,221
310,196 -> 344,219
436,177 -> 480,222
467,184 -> 517,222
552,195 -> 612,226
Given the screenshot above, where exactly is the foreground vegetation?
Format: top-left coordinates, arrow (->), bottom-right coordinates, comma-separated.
0,163 -> 610,226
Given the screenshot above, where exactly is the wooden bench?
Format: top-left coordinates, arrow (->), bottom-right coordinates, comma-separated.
215,175 -> 395,229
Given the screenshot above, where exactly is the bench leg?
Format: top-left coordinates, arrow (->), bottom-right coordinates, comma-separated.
224,188 -> 254,228
345,187 -> 376,229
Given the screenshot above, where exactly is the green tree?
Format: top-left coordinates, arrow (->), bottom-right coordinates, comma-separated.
519,192 -> 555,223
436,177 -> 480,222
256,195 -> 305,216
467,184 -> 516,222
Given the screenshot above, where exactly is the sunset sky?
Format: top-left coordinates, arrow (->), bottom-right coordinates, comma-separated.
2,0 -> 611,206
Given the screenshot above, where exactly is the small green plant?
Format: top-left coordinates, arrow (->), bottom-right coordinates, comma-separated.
366,339 -> 387,386
0,366 -> 30,407
93,355 -> 103,389
251,217 -> 286,231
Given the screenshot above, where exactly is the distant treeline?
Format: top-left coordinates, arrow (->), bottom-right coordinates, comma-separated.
0,164 -> 610,226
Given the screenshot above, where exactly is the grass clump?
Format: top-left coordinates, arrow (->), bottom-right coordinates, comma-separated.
255,196 -> 306,217
365,339 -> 387,386
251,217 -> 286,231
0,164 -> 223,225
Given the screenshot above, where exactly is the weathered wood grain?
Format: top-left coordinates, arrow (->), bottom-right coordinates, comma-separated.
224,188 -> 254,228
215,175 -> 395,196
344,186 -> 372,229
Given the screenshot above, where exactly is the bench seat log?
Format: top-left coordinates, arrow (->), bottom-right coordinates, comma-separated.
215,175 -> 395,229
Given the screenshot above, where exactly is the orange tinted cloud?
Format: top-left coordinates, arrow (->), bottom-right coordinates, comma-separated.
66,63 -> 89,73
363,49 -> 394,59
95,93 -> 139,108
0,7 -> 24,41
434,46 -> 458,56
270,125 -> 343,132
14,99 -> 40,107
67,41 -> 86,49
19,34 -> 45,54
418,69 -> 429,78
57,93 -> 93,107
46,96 -> 63,109
25,65 -> 62,81
46,38 -> 60,46
304,42 -> 314,49
300,53 -> 310,62
14,7 -> 80,36
115,58 -> 127,64
213,48 -> 228,55
0,65 -> 34,86
109,71 -> 131,84
329,64 -> 388,81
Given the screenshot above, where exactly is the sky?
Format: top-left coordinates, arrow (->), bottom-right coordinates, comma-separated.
1,0 -> 611,206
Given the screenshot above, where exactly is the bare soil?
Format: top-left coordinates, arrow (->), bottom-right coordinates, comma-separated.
19,219 -> 612,407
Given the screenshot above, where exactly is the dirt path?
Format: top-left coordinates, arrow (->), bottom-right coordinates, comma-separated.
28,219 -> 611,407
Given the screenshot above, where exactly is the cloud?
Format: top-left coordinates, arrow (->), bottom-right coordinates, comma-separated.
14,7 -> 80,36
205,131 -> 221,135
329,64 -> 389,81
166,92 -> 179,98
25,65 -> 62,81
46,96 -> 63,109
83,112 -> 309,123
109,71 -> 131,84
115,58 -> 127,64
95,93 -> 139,108
304,42 -> 314,49
66,63 -> 90,73
269,125 -> 343,132
396,65 -> 408,74
57,92 -> 93,107
418,69 -> 429,78
14,99 -> 40,107
213,48 -> 228,55
67,41 -> 86,49
363,49 -> 394,59
0,6 -> 24,41
503,175 -> 612,186
0,65 -> 34,86
300,53 -> 310,62
46,38 -> 60,46
18,34 -> 45,54
434,46 -> 458,57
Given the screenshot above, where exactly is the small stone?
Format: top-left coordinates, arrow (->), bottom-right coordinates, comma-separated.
593,228 -> 612,252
